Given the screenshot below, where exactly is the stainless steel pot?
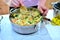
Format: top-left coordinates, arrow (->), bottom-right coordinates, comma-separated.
11,22 -> 38,34
52,2 -> 60,17
9,7 -> 40,35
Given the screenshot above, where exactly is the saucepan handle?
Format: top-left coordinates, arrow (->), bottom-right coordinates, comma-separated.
10,7 -> 19,13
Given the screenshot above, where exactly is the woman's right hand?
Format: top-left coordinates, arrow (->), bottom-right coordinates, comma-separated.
10,0 -> 24,7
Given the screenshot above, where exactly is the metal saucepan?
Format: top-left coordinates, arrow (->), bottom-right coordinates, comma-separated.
9,7 -> 41,35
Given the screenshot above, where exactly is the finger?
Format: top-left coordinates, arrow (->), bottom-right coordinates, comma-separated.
44,9 -> 48,14
19,0 -> 24,6
42,7 -> 48,16
44,8 -> 48,16
38,7 -> 43,14
11,0 -> 19,7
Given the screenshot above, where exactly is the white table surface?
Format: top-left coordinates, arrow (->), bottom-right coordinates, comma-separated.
0,9 -> 60,40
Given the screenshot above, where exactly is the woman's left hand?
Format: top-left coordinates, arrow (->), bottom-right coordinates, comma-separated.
38,0 -> 48,16
38,5 -> 48,16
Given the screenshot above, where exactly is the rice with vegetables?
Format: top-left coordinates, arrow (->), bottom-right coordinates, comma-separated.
10,8 -> 41,26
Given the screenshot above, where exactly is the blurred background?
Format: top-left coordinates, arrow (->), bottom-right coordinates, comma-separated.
0,0 -> 9,15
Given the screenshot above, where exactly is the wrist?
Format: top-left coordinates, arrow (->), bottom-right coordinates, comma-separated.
38,0 -> 46,5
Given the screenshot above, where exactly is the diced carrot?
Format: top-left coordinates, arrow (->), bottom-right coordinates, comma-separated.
11,19 -> 17,23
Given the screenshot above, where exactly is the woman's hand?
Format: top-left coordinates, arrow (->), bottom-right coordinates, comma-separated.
38,0 -> 48,16
10,0 -> 24,7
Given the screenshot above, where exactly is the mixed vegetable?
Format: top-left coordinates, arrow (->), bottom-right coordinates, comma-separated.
10,8 -> 41,26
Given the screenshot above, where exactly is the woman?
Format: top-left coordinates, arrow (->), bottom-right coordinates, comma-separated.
10,0 -> 48,15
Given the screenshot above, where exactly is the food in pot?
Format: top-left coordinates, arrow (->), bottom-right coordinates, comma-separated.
10,8 -> 41,26
51,15 -> 60,26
